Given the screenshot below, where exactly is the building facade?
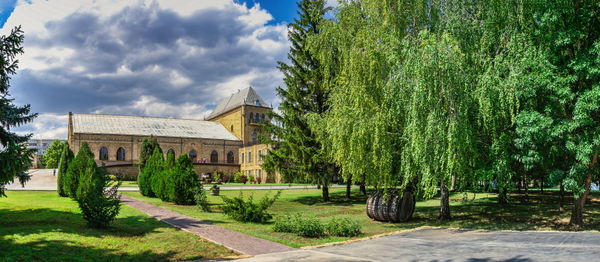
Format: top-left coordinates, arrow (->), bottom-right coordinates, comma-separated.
67,87 -> 277,182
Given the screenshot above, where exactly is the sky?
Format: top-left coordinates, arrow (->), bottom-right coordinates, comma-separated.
0,0 -> 339,140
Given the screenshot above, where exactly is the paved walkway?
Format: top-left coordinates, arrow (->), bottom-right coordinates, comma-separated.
120,195 -> 295,256
239,228 -> 600,262
6,169 -> 344,191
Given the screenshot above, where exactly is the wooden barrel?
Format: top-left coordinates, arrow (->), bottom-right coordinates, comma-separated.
366,189 -> 415,222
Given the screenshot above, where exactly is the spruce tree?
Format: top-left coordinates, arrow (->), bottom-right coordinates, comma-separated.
64,142 -> 94,198
0,26 -> 37,197
171,154 -> 199,205
261,0 -> 337,201
57,142 -> 74,197
139,147 -> 163,197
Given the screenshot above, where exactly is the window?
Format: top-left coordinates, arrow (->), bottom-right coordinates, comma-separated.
210,150 -> 218,163
230,125 -> 234,132
249,112 -> 254,123
99,147 -> 109,161
259,150 -> 264,162
189,149 -> 197,163
261,114 -> 266,122
167,148 -> 175,156
248,152 -> 252,163
117,147 -> 126,161
252,128 -> 259,144
255,113 -> 260,123
255,99 -> 260,106
241,153 -> 244,163
227,151 -> 235,163
258,169 -> 262,179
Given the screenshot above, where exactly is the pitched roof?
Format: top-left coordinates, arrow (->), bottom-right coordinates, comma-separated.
71,114 -> 240,141
207,87 -> 270,120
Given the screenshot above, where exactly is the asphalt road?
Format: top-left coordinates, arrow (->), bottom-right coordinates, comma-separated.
240,228 -> 600,262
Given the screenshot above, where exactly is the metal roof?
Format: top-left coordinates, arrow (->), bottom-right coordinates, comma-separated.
207,86 -> 269,120
71,114 -> 240,141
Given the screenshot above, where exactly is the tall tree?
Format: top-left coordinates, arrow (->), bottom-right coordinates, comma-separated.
262,0 -> 337,201
43,140 -> 64,169
64,142 -> 95,198
0,26 -> 37,197
56,142 -> 74,197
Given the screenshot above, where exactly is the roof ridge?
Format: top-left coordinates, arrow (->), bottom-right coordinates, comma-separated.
73,113 -> 216,123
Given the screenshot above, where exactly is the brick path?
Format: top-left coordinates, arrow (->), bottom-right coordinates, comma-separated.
120,195 -> 295,256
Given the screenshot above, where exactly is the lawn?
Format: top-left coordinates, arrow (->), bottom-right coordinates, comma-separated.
120,180 -> 311,187
0,191 -> 237,261
123,188 -> 600,248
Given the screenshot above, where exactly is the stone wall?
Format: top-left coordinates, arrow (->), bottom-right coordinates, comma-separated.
106,162 -> 241,181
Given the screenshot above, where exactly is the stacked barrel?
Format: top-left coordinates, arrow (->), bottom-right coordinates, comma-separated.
366,189 -> 415,222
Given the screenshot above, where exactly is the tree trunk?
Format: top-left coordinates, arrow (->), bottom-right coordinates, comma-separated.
360,182 -> 366,196
322,184 -> 330,202
450,175 -> 456,191
346,175 -> 352,199
517,179 -> 521,194
569,150 -> 598,226
541,177 -> 544,195
559,181 -> 565,204
439,183 -> 451,220
524,175 -> 529,203
498,188 -> 508,205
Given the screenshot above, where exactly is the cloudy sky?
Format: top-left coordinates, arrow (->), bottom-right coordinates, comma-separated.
0,0 -> 338,139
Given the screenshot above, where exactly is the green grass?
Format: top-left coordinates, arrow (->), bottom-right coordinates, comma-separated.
0,191 -> 237,261
119,181 -> 310,187
123,188 -> 600,248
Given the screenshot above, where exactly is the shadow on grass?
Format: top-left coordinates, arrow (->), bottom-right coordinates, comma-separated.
0,208 -> 203,261
290,189 -> 370,206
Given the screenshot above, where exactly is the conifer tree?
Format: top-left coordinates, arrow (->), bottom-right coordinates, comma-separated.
0,26 -> 37,197
261,0 -> 337,201
57,142 -> 74,197
171,154 -> 199,205
64,142 -> 94,198
139,147 -> 163,197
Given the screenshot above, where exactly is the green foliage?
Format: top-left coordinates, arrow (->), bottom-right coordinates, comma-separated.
292,216 -> 325,238
139,137 -> 162,170
171,154 -> 199,205
325,217 -> 361,237
139,147 -> 163,197
221,191 -> 281,223
233,172 -> 246,183
43,140 -> 64,169
194,184 -> 210,212
56,142 -> 74,197
75,164 -> 121,228
272,214 -> 299,233
64,142 -> 94,198
261,0 -> 337,201
248,174 -> 255,184
0,26 -> 37,197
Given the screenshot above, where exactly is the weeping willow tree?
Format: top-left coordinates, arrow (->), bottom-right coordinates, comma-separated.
398,31 -> 475,220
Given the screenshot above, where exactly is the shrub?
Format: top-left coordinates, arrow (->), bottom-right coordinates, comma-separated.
326,217 -> 362,237
194,184 -> 210,212
273,214 -> 299,233
221,191 -> 281,223
56,142 -> 73,197
171,154 -> 200,205
295,216 -> 325,238
248,174 -> 255,184
138,137 -> 162,170
76,163 -> 121,228
64,142 -> 94,198
233,172 -> 246,183
139,148 -> 163,197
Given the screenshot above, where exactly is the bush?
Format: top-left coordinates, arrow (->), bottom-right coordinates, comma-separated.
249,174 -> 255,184
56,142 -> 73,197
171,154 -> 200,205
76,163 -> 121,228
64,142 -> 94,198
233,172 -> 246,183
221,191 -> 281,223
294,216 -> 325,238
326,217 -> 362,237
194,184 -> 210,212
273,214 -> 299,233
139,147 -> 163,197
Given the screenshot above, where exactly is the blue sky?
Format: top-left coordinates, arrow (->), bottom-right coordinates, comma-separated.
0,0 -> 18,28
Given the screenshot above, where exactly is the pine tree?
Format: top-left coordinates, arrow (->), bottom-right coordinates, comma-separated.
171,154 -> 199,205
64,142 -> 94,198
261,0 -> 337,201
0,26 -> 37,197
57,142 -> 74,197
139,147 -> 163,197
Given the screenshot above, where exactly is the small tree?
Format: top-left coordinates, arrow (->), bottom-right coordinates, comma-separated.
154,150 -> 176,201
64,142 -> 94,198
138,137 -> 162,170
56,142 -> 74,197
43,140 -> 63,169
76,162 -> 121,228
139,147 -> 163,197
172,154 -> 199,205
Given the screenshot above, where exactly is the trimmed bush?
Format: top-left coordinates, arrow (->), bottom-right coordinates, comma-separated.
326,217 -> 362,237
272,214 -> 299,233
248,174 -> 255,184
64,142 -> 94,198
139,148 -> 163,197
76,163 -> 121,228
171,154 -> 200,205
233,172 -> 246,183
194,184 -> 210,212
221,191 -> 281,223
56,142 -> 73,197
295,216 -> 325,238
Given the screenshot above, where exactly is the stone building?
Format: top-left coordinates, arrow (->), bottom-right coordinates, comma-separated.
67,87 -> 277,182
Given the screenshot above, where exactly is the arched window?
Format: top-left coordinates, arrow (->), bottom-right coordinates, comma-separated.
210,150 -> 218,163
261,114 -> 266,122
189,149 -> 197,163
167,148 -> 175,156
249,112 -> 254,123
116,147 -> 126,161
227,151 -> 234,163
99,147 -> 109,161
255,113 -> 261,123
